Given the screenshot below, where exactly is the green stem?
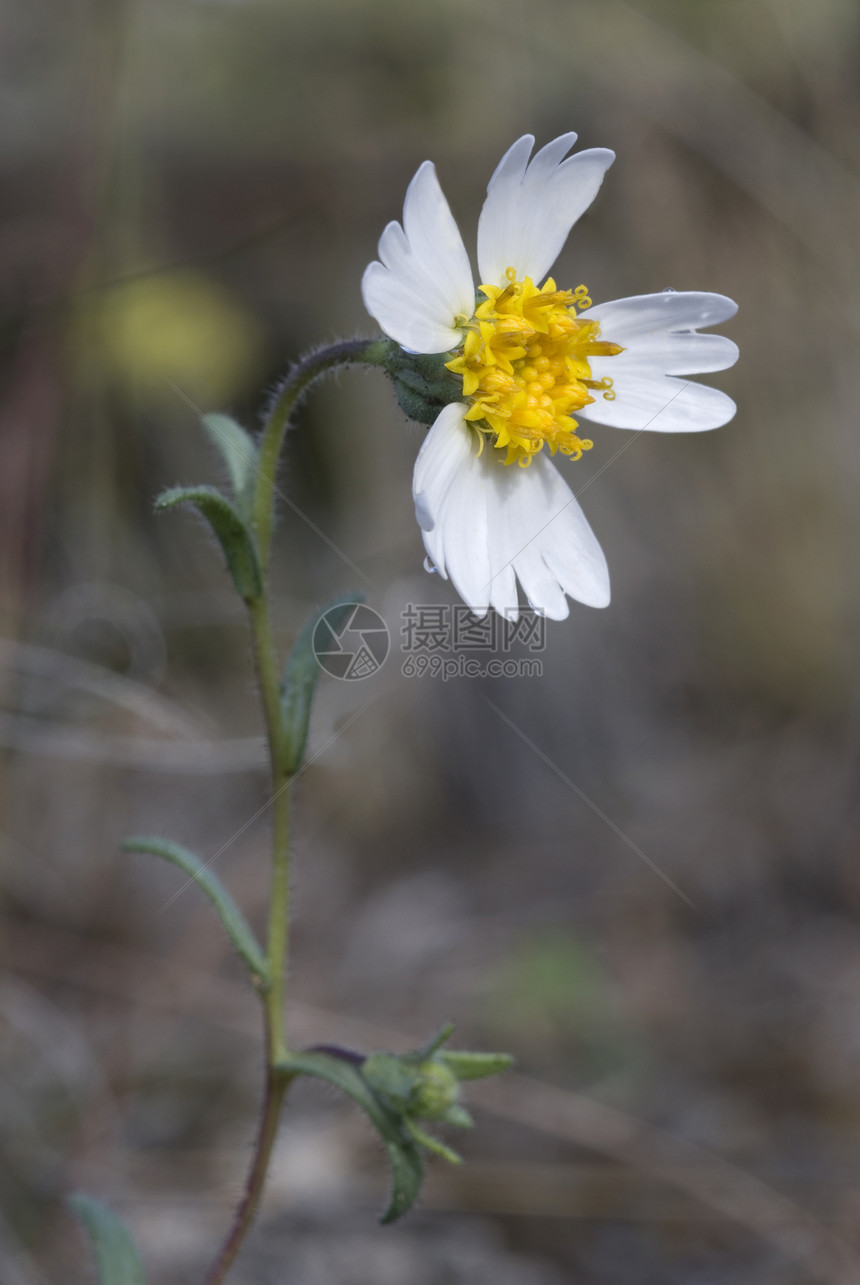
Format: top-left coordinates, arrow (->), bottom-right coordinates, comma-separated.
247,592 -> 292,1061
264,762 -> 291,1062
202,339 -> 386,1285
253,338 -> 389,565
248,595 -> 284,768
250,339 -> 388,1053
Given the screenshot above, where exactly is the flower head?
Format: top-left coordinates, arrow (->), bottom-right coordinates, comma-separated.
363,134 -> 738,621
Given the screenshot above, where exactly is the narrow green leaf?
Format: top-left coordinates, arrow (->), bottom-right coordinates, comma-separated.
201,413 -> 259,516
281,1050 -> 424,1223
155,485 -> 262,601
68,1195 -> 147,1285
123,836 -> 269,986
280,594 -> 364,774
440,1050 -> 514,1081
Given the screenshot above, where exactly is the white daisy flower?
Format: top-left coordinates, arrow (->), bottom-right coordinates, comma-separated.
362,134 -> 738,621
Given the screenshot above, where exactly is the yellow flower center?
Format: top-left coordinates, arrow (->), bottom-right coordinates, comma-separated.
445,268 -> 623,468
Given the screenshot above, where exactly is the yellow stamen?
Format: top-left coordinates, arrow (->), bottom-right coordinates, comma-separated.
445,271 -> 622,467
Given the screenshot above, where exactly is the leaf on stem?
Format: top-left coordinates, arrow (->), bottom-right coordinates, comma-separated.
123,836 -> 269,986
280,594 -> 363,774
201,413 -> 259,518
155,485 -> 262,601
280,1050 -> 424,1223
68,1194 -> 147,1285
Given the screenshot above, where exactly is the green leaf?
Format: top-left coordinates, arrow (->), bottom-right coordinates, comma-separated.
201,413 -> 259,517
280,594 -> 364,774
281,1050 -> 424,1223
440,1050 -> 514,1081
68,1195 -> 147,1285
155,485 -> 262,601
123,836 -> 269,986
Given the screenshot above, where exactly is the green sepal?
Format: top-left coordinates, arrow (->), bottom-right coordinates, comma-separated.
440,1050 -> 514,1081
404,1120 -> 462,1166
438,1103 -> 474,1129
280,1050 -> 424,1224
201,413 -> 259,518
381,344 -> 463,425
123,836 -> 269,987
363,1027 -> 512,1122
155,485 -> 262,601
362,1052 -> 418,1114
387,1023 -> 513,1084
413,1023 -> 456,1060
68,1194 -> 147,1285
280,594 -> 363,774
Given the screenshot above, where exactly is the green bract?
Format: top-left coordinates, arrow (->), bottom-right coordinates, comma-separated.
381,342 -> 463,425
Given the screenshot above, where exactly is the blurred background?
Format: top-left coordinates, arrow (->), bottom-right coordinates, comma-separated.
1,0 -> 859,1281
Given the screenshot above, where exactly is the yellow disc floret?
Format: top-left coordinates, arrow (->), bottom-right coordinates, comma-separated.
445,269 -> 623,467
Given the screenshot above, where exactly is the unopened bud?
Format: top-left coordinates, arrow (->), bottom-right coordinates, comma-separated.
412,1059 -> 460,1121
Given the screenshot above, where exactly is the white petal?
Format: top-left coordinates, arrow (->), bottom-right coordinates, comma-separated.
579,291 -> 738,432
597,330 -> 739,376
362,161 -> 474,354
583,290 -> 738,338
413,406 -> 610,620
580,372 -> 736,432
477,134 -> 615,287
413,405 -> 492,611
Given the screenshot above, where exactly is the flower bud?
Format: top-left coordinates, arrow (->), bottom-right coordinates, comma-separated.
411,1058 -> 460,1121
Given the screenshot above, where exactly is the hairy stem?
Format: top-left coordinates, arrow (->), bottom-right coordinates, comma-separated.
253,338 -> 389,564
201,597 -> 291,1285
248,591 -> 292,1061
202,339 -> 385,1285
201,1062 -> 293,1285
264,764 -> 291,1063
